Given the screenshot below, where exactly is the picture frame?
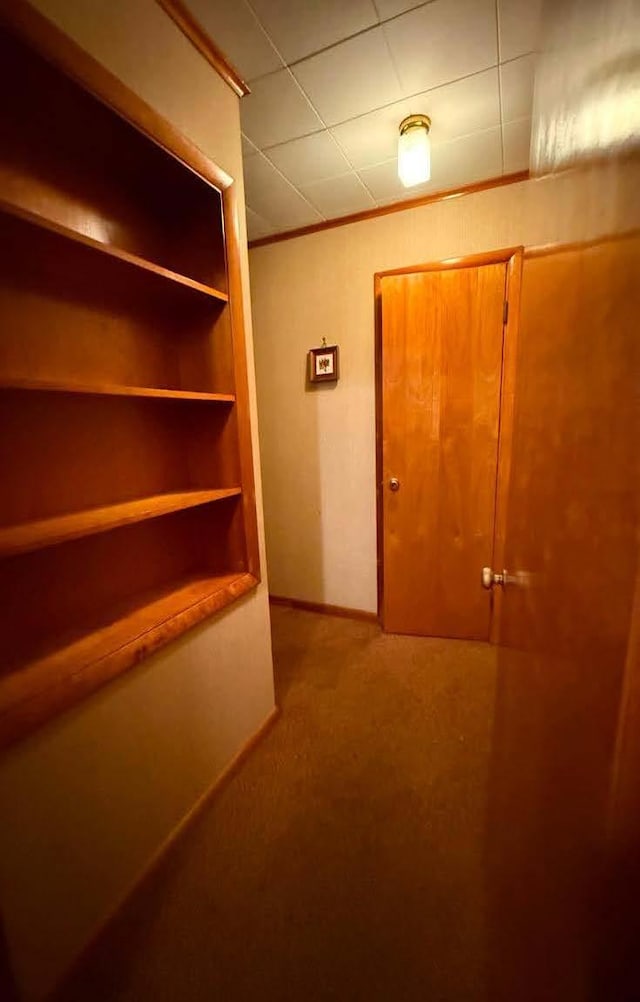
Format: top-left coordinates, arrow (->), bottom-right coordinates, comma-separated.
308,344 -> 339,383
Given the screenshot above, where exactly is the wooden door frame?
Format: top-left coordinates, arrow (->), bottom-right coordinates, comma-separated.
374,246 -> 523,640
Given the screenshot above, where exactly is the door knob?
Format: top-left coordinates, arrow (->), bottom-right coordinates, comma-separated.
481,566 -> 506,589
389,477 -> 400,492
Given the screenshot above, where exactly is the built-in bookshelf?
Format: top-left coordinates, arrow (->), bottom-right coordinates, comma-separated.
0,3 -> 260,748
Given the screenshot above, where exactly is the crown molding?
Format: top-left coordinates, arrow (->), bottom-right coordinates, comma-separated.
249,171 -> 530,249
156,0 -> 250,98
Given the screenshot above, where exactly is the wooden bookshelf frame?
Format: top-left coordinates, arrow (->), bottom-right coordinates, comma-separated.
0,0 -> 260,748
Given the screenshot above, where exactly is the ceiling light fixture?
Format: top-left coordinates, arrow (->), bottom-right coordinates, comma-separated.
398,114 -> 431,187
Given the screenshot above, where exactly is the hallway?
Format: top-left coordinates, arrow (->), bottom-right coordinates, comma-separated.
59,607 -> 497,1002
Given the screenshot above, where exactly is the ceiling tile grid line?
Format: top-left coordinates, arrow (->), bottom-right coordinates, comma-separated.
258,62 -> 509,152
318,130 -> 380,207
267,57 -> 384,206
228,0 -> 284,78
196,0 -> 543,238
241,68 -> 369,229
245,112 -> 530,235
245,116 -> 378,225
244,147 -> 327,228
243,0 -> 440,85
247,54 -> 533,160
242,0 -> 389,216
379,17 -> 406,105
240,8 -> 534,151
245,117 -> 515,233
495,0 -> 505,172
248,0 -> 380,66
247,60 -> 517,208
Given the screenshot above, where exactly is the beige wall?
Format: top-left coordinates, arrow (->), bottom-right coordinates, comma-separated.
0,2 -> 274,998
250,166 -> 635,613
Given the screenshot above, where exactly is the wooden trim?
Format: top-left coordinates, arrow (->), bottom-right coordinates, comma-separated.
0,489 -> 242,559
489,248 -> 523,644
0,0 -> 233,192
374,247 -> 523,636
155,0 -> 250,98
52,705 -> 279,999
249,171 -> 530,250
1,573 -> 260,751
374,274 -> 385,622
269,595 -> 379,625
376,246 -> 523,280
0,375 -> 236,403
524,228 -> 640,259
224,183 -> 262,581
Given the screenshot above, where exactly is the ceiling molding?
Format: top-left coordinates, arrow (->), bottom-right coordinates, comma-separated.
156,0 -> 250,98
248,170 -> 530,249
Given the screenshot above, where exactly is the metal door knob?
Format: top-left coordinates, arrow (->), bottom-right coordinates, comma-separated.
482,566 -> 505,589
389,478 -> 400,492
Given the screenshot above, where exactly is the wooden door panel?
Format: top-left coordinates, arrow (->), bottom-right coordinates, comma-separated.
380,263 -> 506,639
487,234 -> 640,1000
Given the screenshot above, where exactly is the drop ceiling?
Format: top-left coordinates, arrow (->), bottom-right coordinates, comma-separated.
184,0 -> 541,240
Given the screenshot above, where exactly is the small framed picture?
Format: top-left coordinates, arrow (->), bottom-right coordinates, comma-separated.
308,344 -> 339,383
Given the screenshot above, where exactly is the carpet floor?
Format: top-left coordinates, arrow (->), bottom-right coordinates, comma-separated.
59,606 -> 497,1002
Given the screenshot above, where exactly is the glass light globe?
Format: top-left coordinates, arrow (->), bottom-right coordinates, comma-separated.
398,118 -> 431,187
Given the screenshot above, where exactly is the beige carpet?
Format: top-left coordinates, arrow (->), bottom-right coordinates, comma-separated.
58,606 -> 497,1002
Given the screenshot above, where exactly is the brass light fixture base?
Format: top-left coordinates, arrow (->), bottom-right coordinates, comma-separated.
399,113 -> 431,135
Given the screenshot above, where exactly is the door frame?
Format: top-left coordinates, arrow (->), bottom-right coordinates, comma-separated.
374,246 -> 523,641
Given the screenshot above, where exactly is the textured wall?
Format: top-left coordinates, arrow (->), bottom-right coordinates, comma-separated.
0,1 -> 274,998
250,165 -> 636,613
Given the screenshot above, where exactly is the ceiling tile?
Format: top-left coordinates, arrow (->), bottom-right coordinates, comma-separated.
357,157 -> 429,204
433,126 -> 504,186
241,69 -> 324,148
330,98 -> 414,170
331,68 -> 500,169
498,0 -> 543,61
185,0 -> 282,81
503,117 -> 531,172
300,172 -> 376,217
425,68 -> 501,143
374,0 -> 424,18
246,207 -> 278,241
359,126 -> 503,203
266,132 -> 351,186
384,0 -> 498,95
500,54 -> 536,123
244,153 -> 323,228
292,28 -> 403,126
250,0 -> 379,64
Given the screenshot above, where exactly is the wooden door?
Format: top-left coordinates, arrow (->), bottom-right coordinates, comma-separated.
486,234 -> 640,1001
378,259 -> 508,639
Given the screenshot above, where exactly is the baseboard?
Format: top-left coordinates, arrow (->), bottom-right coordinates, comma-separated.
50,705 -> 280,999
269,594 -> 379,624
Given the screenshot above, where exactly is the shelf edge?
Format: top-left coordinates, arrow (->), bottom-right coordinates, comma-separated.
0,377 -> 236,403
0,571 -> 260,750
0,488 -> 242,558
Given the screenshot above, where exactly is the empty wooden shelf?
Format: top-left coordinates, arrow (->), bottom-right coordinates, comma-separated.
0,199 -> 230,302
0,376 -> 236,403
0,488 -> 242,558
0,2 -> 260,749
0,207 -> 236,396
